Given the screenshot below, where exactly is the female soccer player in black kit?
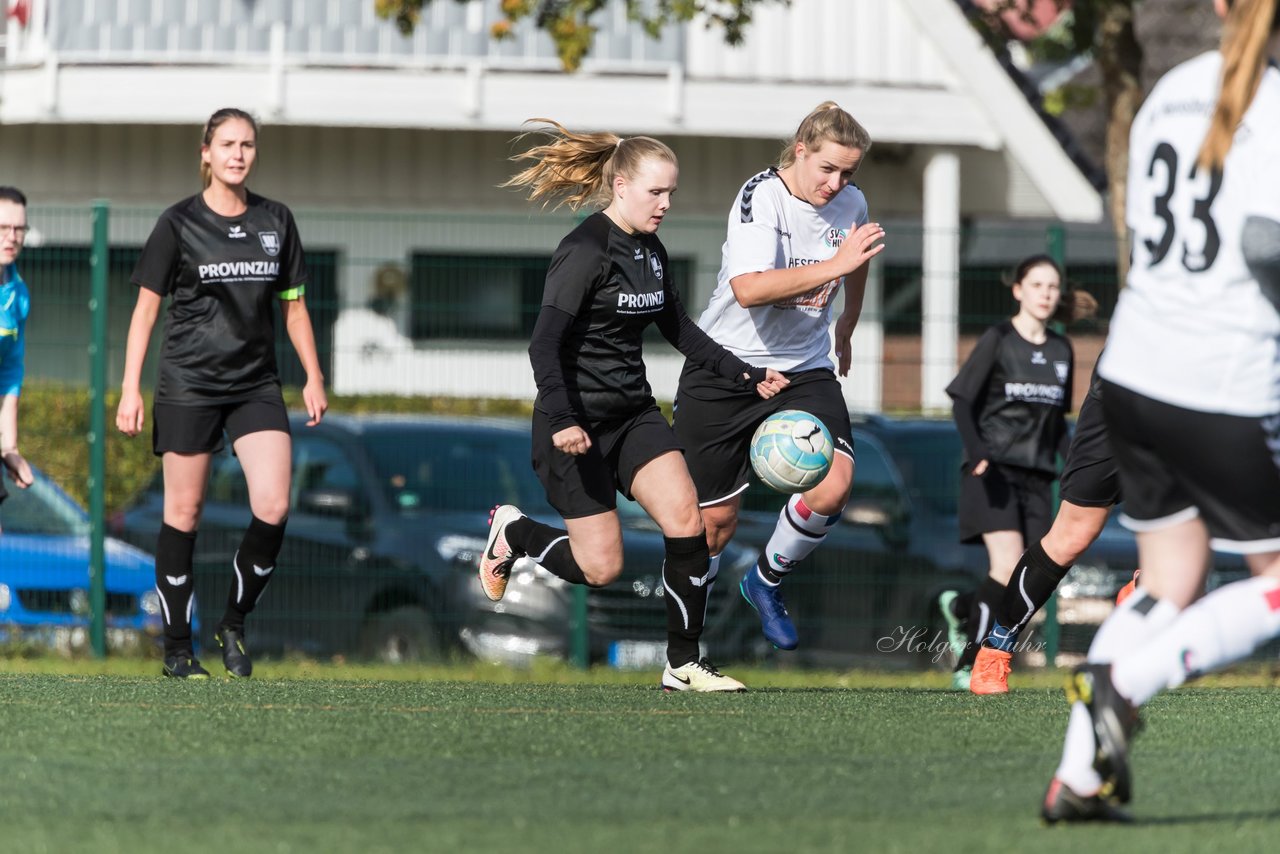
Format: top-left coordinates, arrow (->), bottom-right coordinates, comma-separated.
969,367 -> 1119,695
116,108 -> 327,679
941,255 -> 1074,692
1044,0 -> 1280,822
479,120 -> 787,692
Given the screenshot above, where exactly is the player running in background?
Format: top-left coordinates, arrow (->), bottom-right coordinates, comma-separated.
940,255 -> 1074,691
968,368 -> 1119,694
672,102 -> 885,654
0,186 -> 34,521
116,108 -> 328,679
479,120 -> 787,692
1044,0 -> 1280,822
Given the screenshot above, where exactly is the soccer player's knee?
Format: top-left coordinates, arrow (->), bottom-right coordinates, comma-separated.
255,498 -> 290,526
1052,523 -> 1101,565
581,557 -> 623,587
665,505 -> 704,539
166,501 -> 204,531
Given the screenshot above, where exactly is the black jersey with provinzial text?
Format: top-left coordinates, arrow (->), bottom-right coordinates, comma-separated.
533,212 -> 753,426
132,192 -> 308,405
946,321 -> 1074,474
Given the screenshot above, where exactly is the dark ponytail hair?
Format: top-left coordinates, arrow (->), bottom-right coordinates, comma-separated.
1003,254 -> 1094,324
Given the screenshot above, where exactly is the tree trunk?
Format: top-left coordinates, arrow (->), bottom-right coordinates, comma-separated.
1095,0 -> 1143,286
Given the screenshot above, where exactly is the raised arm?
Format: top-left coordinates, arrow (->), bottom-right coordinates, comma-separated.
729,220 -> 884,308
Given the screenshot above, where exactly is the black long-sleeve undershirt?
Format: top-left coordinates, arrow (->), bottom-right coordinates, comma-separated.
951,395 -> 993,466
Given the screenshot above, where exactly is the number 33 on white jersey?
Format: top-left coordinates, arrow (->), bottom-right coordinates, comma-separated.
1101,51 -> 1280,417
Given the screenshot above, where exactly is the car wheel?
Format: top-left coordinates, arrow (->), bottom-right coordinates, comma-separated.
359,605 -> 443,663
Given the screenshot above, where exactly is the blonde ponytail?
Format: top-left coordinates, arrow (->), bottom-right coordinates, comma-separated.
503,119 -> 677,210
1198,0 -> 1279,171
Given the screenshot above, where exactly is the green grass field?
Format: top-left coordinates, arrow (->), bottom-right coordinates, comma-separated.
2,660 -> 1278,853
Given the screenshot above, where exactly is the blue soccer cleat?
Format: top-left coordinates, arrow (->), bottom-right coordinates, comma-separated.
740,565 -> 799,650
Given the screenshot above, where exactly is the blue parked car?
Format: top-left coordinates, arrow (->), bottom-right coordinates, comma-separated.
0,467 -> 165,654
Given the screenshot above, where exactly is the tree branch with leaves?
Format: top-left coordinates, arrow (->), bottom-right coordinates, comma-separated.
374,0 -> 783,72
971,0 -> 1143,279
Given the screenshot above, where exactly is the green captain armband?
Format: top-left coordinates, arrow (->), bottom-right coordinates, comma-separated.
276,284 -> 306,301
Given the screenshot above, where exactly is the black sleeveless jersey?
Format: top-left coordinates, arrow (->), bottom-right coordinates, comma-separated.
946,321 -> 1074,474
533,212 -> 753,425
132,192 -> 308,405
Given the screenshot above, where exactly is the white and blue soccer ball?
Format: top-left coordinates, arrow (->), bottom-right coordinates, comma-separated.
749,410 -> 834,494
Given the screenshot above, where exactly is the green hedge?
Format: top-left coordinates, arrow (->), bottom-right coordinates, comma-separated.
17,382 -> 536,513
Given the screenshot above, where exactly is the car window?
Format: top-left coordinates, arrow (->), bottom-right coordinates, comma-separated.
873,426 -> 961,516
293,435 -> 363,505
0,475 -> 89,536
362,426 -> 553,515
847,434 -> 902,504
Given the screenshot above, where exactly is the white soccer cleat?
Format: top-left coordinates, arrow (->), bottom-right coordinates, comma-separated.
661,659 -> 747,692
479,504 -> 524,602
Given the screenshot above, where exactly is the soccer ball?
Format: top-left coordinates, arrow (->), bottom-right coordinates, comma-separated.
749,410 -> 834,494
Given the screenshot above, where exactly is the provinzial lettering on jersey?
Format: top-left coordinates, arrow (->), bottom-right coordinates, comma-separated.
198,260 -> 281,280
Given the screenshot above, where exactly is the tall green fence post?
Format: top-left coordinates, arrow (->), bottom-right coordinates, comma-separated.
569,587 -> 589,669
1041,222 -> 1068,669
88,201 -> 110,658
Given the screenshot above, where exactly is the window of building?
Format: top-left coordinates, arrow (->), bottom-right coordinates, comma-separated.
408,252 -> 694,342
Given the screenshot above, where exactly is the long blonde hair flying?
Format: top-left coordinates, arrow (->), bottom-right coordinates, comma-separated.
503,119 -> 677,210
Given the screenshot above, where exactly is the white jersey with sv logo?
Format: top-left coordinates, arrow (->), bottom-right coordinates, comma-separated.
1100,51 -> 1280,416
695,169 -> 869,372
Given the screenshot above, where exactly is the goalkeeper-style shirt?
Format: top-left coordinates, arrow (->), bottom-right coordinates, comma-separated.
0,268 -> 29,398
132,192 -> 308,405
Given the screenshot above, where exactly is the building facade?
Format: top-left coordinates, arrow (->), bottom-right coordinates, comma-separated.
0,0 -> 1106,409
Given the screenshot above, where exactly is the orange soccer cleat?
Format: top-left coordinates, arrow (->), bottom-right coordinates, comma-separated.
970,645 -> 1012,695
1115,570 -> 1141,606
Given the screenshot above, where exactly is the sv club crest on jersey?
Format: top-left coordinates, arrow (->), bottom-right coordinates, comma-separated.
258,231 -> 281,257
1054,361 -> 1069,383
649,252 -> 663,280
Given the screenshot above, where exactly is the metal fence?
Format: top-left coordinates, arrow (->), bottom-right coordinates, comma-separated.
7,201 -> 1142,671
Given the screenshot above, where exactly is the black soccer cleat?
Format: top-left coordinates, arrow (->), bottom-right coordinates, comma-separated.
216,625 -> 253,678
1041,777 -> 1132,824
1066,663 -> 1142,804
162,653 -> 211,679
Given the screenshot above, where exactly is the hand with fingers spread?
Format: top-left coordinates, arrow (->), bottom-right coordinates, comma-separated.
832,220 -> 886,276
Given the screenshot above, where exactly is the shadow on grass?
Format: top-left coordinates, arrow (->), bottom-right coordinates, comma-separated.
1136,808 -> 1280,826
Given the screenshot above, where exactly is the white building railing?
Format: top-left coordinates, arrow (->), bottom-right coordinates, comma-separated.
4,0 -> 950,90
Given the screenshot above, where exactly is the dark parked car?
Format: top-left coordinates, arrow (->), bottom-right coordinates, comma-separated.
114,414 -> 760,666
2,467 -> 163,654
732,413 -> 1254,668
